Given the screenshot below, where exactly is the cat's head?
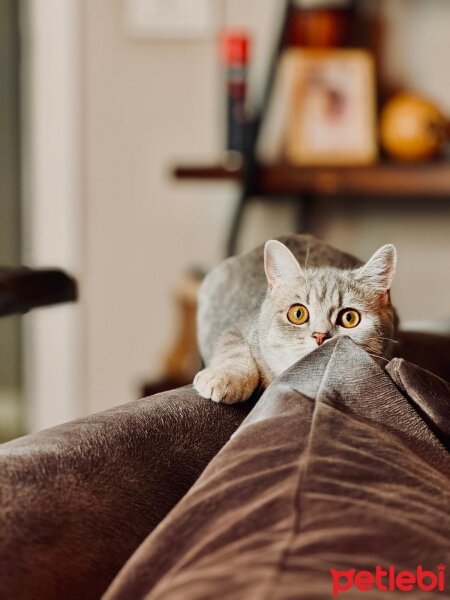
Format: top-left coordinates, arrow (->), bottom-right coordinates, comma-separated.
258,240 -> 397,378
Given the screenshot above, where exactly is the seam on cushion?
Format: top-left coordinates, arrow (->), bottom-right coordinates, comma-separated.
262,340 -> 341,600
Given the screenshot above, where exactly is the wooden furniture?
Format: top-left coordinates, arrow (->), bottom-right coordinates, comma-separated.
174,159 -> 450,255
174,160 -> 450,197
142,270 -> 202,397
173,1 -> 450,256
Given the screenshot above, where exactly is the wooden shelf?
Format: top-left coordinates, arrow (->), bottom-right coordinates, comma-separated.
173,160 -> 450,197
174,163 -> 242,182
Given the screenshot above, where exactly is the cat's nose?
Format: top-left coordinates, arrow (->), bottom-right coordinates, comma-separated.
312,332 -> 331,346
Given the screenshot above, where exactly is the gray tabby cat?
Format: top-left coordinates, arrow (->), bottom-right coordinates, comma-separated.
194,234 -> 397,404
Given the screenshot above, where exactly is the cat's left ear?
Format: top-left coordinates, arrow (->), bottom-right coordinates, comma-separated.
264,240 -> 304,292
354,244 -> 397,292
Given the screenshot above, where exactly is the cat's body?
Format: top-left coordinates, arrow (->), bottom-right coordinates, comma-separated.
195,234 -> 397,404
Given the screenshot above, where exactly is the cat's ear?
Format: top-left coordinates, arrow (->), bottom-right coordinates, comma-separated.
264,240 -> 304,291
354,244 -> 397,292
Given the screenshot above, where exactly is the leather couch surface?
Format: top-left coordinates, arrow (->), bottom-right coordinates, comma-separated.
0,387 -> 252,600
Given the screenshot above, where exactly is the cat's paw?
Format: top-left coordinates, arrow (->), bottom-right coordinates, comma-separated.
193,367 -> 253,404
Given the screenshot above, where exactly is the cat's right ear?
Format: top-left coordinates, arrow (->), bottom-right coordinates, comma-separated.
264,240 -> 304,292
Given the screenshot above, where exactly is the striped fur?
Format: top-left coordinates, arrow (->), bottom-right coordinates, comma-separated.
195,235 -> 397,404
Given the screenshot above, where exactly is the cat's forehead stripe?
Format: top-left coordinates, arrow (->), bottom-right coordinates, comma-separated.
310,273 -> 339,305
299,271 -> 358,309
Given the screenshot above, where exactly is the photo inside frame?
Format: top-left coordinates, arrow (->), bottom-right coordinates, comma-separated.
259,49 -> 378,166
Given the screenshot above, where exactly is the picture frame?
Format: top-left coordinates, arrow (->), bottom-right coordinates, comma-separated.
286,49 -> 378,166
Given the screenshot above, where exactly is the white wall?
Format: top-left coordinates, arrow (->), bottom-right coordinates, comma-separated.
23,0 -> 83,431
83,0 -> 226,412
28,0 -> 450,420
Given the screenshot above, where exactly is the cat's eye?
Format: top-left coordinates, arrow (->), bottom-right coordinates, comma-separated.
287,304 -> 309,325
337,309 -> 361,329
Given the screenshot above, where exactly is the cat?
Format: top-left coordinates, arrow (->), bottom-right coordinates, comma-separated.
194,234 -> 397,404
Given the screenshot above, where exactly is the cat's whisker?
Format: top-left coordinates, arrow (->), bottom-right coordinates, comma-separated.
303,242 -> 311,272
366,352 -> 390,363
365,336 -> 399,345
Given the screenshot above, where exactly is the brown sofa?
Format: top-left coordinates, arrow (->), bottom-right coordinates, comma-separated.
0,332 -> 449,600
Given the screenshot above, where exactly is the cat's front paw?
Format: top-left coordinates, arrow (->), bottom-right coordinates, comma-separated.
193,367 -> 253,404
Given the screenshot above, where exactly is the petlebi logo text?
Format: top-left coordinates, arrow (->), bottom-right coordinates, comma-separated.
331,564 -> 446,597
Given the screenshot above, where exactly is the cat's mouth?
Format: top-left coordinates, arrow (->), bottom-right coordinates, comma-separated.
308,333 -> 335,349
311,335 -> 388,360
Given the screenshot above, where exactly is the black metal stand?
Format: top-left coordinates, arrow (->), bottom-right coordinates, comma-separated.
225,0 -> 293,257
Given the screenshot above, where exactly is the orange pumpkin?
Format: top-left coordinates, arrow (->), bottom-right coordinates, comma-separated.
380,93 -> 448,161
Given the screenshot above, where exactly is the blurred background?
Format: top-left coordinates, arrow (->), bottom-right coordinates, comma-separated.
1,0 -> 450,441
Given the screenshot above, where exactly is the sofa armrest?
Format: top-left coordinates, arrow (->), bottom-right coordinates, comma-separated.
0,386 -> 251,600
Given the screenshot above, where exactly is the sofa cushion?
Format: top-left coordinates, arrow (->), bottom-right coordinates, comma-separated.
386,357 -> 450,446
105,337 -> 450,600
